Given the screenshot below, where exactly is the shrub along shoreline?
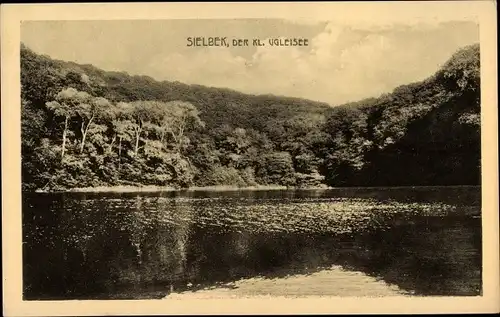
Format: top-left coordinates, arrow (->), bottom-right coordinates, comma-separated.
31,184 -> 477,194
34,184 -> 332,193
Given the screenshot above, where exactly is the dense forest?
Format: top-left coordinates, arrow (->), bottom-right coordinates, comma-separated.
21,43 -> 480,191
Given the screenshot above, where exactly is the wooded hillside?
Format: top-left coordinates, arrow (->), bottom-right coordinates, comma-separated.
21,43 -> 480,191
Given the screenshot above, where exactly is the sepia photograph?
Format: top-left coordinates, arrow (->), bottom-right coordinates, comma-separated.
2,2 -> 499,316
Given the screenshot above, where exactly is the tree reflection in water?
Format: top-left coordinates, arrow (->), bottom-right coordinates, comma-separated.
22,187 -> 481,299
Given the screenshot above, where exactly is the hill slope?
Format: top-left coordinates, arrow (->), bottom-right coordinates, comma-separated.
319,43 -> 480,186
20,43 -> 480,190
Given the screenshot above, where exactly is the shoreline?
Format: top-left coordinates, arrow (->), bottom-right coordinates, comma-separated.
30,184 -> 481,194
34,184 -> 330,194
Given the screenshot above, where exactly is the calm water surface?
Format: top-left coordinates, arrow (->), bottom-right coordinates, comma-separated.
23,186 -> 482,299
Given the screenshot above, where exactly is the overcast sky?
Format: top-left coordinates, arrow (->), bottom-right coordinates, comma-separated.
21,19 -> 479,105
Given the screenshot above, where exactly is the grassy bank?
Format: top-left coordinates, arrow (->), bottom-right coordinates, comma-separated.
34,184 -> 332,193
31,184 -> 477,194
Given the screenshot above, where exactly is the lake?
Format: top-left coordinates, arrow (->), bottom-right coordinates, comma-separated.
22,186 -> 482,300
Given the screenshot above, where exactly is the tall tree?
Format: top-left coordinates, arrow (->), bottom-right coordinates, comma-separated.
46,88 -> 91,161
160,101 -> 205,153
124,101 -> 153,157
76,96 -> 112,153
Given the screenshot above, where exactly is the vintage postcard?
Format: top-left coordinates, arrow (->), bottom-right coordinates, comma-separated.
2,1 -> 499,316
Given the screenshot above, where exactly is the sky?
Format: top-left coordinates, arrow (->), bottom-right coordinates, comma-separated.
21,19 -> 479,105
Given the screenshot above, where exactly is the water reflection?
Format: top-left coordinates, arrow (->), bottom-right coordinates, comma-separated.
23,187 -> 481,299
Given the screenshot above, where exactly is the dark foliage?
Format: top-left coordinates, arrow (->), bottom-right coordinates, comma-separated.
20,43 -> 480,191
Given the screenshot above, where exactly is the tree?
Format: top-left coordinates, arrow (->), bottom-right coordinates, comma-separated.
256,152 -> 296,186
157,101 -> 205,153
111,103 -> 135,170
46,88 -> 91,161
321,107 -> 372,185
21,98 -> 47,150
439,43 -> 480,92
21,44 -> 64,107
76,96 -> 112,153
121,101 -> 155,157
